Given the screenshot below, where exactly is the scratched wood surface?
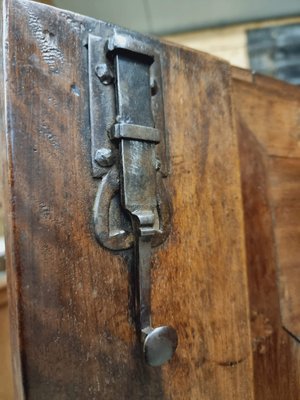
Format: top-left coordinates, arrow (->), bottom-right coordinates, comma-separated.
233,69 -> 300,399
2,0 -> 254,399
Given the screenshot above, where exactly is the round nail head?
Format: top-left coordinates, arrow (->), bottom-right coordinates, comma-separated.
143,326 -> 178,367
95,64 -> 114,85
94,148 -> 114,167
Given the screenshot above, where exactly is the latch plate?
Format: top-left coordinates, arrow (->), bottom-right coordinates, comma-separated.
89,33 -> 168,179
89,32 -> 171,251
89,31 -> 177,366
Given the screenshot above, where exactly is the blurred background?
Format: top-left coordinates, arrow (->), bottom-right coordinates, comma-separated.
54,0 -> 300,35
53,0 -> 300,82
1,0 -> 300,398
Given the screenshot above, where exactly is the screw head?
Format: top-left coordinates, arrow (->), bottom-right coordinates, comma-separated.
94,148 -> 114,167
95,64 -> 114,85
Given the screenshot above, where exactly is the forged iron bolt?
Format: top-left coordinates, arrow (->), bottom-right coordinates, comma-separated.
92,35 -> 177,366
95,148 -> 114,167
95,64 -> 114,85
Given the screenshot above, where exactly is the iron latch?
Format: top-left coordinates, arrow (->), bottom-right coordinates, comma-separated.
89,32 -> 178,367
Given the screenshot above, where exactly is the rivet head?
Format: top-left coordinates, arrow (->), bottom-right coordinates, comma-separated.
95,64 -> 114,85
95,148 -> 114,167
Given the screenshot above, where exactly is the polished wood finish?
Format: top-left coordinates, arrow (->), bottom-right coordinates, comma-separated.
1,0 -> 254,399
233,70 -> 300,399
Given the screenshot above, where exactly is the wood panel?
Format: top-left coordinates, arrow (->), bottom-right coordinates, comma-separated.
232,71 -> 300,158
268,156 -> 300,338
233,70 -> 300,399
1,0 -> 253,398
157,48 -> 253,400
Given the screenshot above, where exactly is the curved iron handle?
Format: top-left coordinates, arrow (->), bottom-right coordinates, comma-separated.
93,165 -> 134,250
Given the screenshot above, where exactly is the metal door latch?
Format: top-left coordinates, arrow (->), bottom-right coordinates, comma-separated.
89,31 -> 178,367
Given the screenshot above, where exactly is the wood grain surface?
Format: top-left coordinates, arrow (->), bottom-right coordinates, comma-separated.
268,156 -> 300,338
233,71 -> 300,399
2,0 -> 254,398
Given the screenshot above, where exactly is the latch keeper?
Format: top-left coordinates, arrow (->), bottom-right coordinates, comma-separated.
111,123 -> 160,143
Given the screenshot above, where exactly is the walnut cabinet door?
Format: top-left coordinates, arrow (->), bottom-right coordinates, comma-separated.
1,1 -> 300,399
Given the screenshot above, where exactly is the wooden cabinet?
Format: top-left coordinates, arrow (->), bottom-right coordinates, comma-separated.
233,70 -> 300,399
1,1 -> 299,398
